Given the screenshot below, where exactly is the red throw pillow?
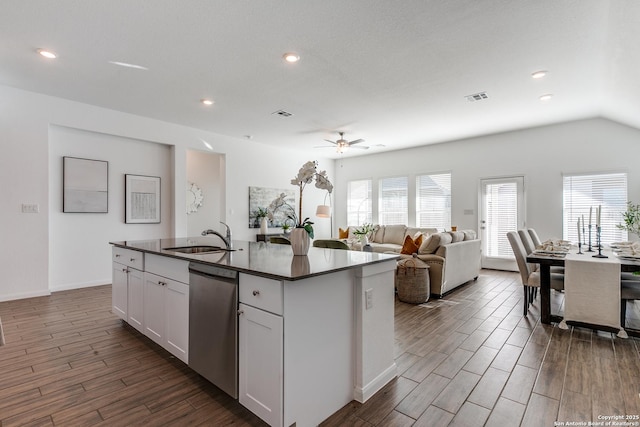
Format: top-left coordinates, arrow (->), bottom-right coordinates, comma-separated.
401,234 -> 423,254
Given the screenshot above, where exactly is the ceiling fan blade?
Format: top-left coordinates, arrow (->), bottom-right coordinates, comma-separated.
348,139 -> 365,145
314,145 -> 336,148
351,145 -> 369,149
324,139 -> 338,145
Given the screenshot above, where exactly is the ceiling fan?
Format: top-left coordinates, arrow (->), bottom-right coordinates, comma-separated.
316,132 -> 369,153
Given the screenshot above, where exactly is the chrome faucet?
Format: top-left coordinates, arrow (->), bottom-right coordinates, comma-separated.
201,221 -> 233,249
220,221 -> 232,247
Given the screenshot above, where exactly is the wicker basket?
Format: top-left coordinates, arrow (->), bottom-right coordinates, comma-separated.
395,255 -> 430,304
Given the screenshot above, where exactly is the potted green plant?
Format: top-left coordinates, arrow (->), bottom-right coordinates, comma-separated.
353,223 -> 374,244
617,201 -> 640,238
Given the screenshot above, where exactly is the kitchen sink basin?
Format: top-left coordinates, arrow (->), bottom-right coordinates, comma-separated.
164,245 -> 225,254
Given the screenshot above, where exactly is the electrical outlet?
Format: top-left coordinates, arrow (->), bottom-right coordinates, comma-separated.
365,288 -> 373,309
21,203 -> 39,213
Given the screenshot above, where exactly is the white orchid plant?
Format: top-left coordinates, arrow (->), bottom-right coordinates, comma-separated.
268,161 -> 333,239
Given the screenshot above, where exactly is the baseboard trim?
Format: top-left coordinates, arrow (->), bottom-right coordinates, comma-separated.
353,363 -> 398,403
0,289 -> 51,302
49,279 -> 111,293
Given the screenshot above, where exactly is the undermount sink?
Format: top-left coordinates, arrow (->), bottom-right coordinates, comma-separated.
164,245 -> 226,254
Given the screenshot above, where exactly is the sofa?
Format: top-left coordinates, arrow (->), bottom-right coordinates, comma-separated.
340,225 -> 481,298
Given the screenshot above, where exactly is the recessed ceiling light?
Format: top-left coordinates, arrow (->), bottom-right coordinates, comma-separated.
282,52 -> 300,63
108,61 -> 148,70
539,94 -> 553,101
532,70 -> 548,79
37,48 -> 57,59
201,99 -> 214,106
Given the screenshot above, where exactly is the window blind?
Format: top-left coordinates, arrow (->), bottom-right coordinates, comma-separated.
485,181 -> 518,257
563,172 -> 628,244
379,176 -> 408,225
416,173 -> 451,230
347,180 -> 372,226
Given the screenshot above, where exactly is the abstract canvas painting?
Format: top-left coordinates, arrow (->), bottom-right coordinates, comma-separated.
63,156 -> 108,213
125,174 -> 161,223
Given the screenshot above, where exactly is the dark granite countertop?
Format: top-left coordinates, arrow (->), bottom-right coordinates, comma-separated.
110,237 -> 399,281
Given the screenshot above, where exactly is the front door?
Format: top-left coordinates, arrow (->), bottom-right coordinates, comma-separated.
480,176 -> 525,271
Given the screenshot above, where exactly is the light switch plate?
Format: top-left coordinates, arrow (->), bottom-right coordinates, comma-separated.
22,203 -> 39,213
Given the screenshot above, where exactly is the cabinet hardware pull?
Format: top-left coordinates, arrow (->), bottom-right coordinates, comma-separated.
122,268 -> 128,273
130,258 -> 135,262
115,254 -> 120,257
238,310 -> 244,315
252,290 -> 260,296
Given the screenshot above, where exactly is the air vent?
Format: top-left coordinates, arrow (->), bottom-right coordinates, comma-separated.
465,92 -> 489,102
272,109 -> 293,117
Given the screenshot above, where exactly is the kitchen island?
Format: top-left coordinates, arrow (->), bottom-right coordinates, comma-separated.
110,237 -> 399,427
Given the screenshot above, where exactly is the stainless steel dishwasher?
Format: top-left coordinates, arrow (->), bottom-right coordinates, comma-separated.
188,262 -> 238,398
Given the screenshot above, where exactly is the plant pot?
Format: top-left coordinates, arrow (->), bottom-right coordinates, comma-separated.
260,217 -> 268,234
290,228 -> 310,256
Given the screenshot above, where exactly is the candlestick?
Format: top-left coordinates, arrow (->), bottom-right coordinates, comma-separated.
587,224 -> 594,252
593,225 -> 608,258
577,219 -> 581,247
597,205 -> 601,227
589,206 -> 592,227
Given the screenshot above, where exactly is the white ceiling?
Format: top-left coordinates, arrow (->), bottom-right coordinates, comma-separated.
2,0 -> 639,158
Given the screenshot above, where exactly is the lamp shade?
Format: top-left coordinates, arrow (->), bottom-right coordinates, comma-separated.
316,205 -> 331,218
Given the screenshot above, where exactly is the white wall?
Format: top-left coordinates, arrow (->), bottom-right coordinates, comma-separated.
49,125 -> 173,291
186,150 -> 223,237
0,84 -> 333,301
333,118 -> 640,243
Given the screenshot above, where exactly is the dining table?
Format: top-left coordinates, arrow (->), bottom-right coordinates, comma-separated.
527,248 -> 640,336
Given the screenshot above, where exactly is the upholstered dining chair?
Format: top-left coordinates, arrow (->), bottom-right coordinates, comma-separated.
527,228 -> 542,248
519,229 -> 564,276
621,280 -> 640,328
313,239 -> 350,250
269,236 -> 291,245
507,231 -> 565,316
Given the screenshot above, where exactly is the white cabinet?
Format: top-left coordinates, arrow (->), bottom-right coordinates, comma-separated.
143,271 -> 189,363
126,268 -> 144,332
112,247 -> 145,325
238,303 -> 283,427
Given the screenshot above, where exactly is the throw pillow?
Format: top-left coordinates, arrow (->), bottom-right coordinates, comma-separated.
338,227 -> 349,239
401,234 -> 423,254
419,232 -> 453,254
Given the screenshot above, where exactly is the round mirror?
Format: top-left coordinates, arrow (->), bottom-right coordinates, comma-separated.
186,181 -> 203,214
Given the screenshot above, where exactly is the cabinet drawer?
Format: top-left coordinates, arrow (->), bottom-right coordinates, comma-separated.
113,247 -> 144,270
145,253 -> 189,284
239,274 -> 283,315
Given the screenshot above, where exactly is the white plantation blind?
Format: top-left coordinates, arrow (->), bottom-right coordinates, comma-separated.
486,181 -> 518,257
379,176 -> 408,225
416,173 -> 451,230
347,180 -> 372,226
563,172 -> 627,244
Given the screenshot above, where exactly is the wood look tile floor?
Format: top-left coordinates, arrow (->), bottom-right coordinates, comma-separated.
1,271 -> 639,426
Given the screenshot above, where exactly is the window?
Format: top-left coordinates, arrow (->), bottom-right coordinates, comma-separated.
347,180 -> 372,226
379,176 -> 408,225
416,173 -> 451,230
563,172 -> 627,244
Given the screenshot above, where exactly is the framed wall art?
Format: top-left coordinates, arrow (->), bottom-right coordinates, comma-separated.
63,156 -> 109,213
248,186 -> 295,228
125,174 -> 161,224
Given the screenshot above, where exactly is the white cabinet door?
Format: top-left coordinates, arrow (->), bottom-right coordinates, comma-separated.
239,303 -> 283,427
165,280 -> 189,363
127,268 -> 145,333
112,263 -> 128,320
143,272 -> 166,346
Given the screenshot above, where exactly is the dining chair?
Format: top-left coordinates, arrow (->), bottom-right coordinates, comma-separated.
312,239 -> 350,250
527,228 -> 542,248
507,231 -> 565,316
269,236 -> 291,245
621,280 -> 640,328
